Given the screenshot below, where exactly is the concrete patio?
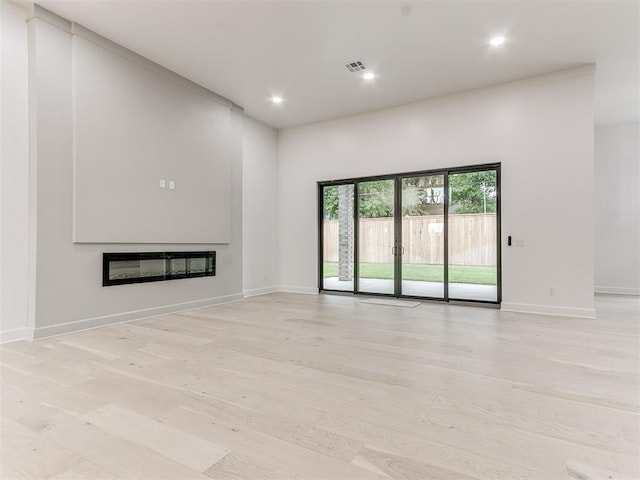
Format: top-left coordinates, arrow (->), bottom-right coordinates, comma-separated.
322,277 -> 497,302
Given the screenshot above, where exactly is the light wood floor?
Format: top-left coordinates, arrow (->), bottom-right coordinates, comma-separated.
1,293 -> 638,479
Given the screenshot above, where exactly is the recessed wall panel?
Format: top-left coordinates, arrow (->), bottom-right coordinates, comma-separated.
72,35 -> 232,243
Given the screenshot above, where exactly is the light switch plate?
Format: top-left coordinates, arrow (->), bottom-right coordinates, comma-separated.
169,181 -> 175,190
160,179 -> 166,188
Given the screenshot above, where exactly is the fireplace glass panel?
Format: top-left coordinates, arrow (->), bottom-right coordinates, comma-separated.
188,257 -> 207,274
168,258 -> 187,276
109,259 -> 166,281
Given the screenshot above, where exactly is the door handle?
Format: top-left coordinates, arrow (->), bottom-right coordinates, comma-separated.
392,246 -> 397,256
400,246 -> 405,255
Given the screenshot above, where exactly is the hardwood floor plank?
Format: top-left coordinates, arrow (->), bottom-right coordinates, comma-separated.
203,452 -> 292,480
159,405 -> 386,480
83,404 -> 229,472
179,392 -> 364,463
47,459 -> 119,480
0,417 -> 86,480
354,444 -> 480,480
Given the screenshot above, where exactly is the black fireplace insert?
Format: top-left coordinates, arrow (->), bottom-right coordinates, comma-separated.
103,251 -> 216,286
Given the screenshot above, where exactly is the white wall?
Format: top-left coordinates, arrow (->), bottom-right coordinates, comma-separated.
72,31 -> 233,244
25,9 -> 244,338
594,122 -> 640,295
278,67 -> 596,317
0,1 -> 30,342
242,116 -> 279,296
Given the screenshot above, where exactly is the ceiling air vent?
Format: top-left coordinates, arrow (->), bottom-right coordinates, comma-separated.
344,60 -> 367,73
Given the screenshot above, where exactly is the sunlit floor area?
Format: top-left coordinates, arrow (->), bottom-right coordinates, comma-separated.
1,293 -> 638,479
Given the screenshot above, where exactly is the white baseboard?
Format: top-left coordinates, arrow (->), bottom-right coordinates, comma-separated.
276,285 -> 319,295
243,286 -> 279,298
594,286 -> 640,296
0,327 -> 33,344
31,293 -> 244,340
501,302 -> 596,319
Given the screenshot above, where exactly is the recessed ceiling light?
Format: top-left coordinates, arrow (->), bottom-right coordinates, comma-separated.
271,96 -> 283,104
489,36 -> 506,47
363,72 -> 375,80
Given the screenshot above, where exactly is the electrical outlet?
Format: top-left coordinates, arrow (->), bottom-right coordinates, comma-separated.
169,180 -> 175,190
160,179 -> 166,188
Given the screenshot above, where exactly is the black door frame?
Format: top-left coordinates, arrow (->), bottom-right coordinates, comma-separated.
317,162 -> 501,305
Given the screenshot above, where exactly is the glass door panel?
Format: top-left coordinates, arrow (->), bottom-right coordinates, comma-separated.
358,179 -> 395,295
321,184 -> 355,291
448,170 -> 498,302
400,175 -> 445,298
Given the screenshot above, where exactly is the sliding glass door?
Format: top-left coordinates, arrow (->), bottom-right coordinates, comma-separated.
320,183 -> 355,291
319,164 -> 500,304
357,179 -> 396,295
400,174 -> 445,299
448,170 -> 498,302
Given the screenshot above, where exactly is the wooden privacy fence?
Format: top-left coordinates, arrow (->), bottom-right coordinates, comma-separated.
323,214 -> 497,266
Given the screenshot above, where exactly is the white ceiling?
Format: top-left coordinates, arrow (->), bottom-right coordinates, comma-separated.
37,0 -> 639,129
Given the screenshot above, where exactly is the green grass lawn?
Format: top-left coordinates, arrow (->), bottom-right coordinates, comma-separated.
323,262 -> 496,285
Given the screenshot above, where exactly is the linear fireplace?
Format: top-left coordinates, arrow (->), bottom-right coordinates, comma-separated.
103,251 -> 215,286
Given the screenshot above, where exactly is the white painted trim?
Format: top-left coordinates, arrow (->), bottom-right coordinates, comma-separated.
31,293 -> 244,340
243,286 -> 279,298
594,286 -> 640,296
26,14 -> 39,334
277,285 -> 319,295
0,328 -> 33,344
501,302 -> 596,319
30,4 -> 71,32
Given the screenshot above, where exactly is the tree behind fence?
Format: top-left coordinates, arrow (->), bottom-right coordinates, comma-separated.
323,214 -> 497,266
